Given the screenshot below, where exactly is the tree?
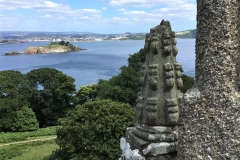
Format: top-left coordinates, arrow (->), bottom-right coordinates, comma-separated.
65,41 -> 70,46
97,48 -> 146,106
50,42 -> 57,45
97,66 -> 140,106
181,74 -> 195,93
76,84 -> 98,105
67,44 -> 80,52
48,99 -> 136,160
11,106 -> 39,132
58,41 -> 65,46
127,48 -> 146,69
0,73 -> 38,132
0,70 -> 32,107
175,66 -> 195,93
26,68 -> 76,127
0,75 -> 18,131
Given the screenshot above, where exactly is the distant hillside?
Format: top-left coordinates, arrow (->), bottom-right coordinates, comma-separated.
175,29 -> 196,38
0,29 -> 197,44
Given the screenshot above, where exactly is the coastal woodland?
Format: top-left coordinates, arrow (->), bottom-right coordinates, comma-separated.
0,48 -> 194,159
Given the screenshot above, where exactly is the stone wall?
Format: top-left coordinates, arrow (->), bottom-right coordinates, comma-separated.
178,0 -> 240,159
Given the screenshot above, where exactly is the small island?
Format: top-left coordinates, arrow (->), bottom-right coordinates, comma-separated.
4,51 -> 22,56
4,41 -> 86,56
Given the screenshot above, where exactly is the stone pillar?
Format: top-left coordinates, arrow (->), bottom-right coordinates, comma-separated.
178,0 -> 240,159
120,20 -> 182,160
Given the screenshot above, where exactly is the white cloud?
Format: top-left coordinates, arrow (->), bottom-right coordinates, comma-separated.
77,15 -> 100,21
118,8 -> 126,12
80,8 -> 101,14
0,15 -> 19,20
152,3 -> 196,20
111,0 -> 196,21
0,15 -> 21,29
0,0 -> 196,32
116,0 -> 196,22
112,17 -> 129,21
132,18 -> 140,21
124,11 -> 146,15
102,7 -> 107,10
109,0 -> 180,7
0,0 -> 103,31
42,14 -> 53,18
0,0 -> 101,16
44,1 -> 60,8
80,16 -> 92,20
26,21 -> 38,23
0,0 -> 45,10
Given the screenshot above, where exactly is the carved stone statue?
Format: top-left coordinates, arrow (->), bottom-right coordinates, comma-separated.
178,0 -> 240,159
120,20 -> 182,160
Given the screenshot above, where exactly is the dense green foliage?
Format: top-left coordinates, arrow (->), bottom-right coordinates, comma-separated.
0,68 -> 77,131
76,84 -> 98,105
181,74 -> 195,93
97,48 -> 146,106
0,71 -> 38,132
10,106 -> 39,132
26,68 -> 77,127
0,126 -> 57,143
50,41 -> 80,52
0,70 -> 31,109
48,100 -> 136,160
0,75 -> 18,131
50,41 -> 70,46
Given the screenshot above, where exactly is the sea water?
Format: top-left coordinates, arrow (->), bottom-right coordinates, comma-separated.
0,39 -> 195,89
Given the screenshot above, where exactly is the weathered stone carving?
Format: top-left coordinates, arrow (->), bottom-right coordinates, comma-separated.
178,0 -> 240,159
120,20 -> 182,160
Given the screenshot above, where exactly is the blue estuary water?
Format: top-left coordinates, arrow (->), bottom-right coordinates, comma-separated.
0,39 -> 195,89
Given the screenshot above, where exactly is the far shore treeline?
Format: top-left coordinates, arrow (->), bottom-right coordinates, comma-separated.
0,29 -> 196,45
0,48 -> 194,159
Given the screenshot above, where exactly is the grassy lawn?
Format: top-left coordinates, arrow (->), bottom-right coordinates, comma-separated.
0,140 -> 58,160
0,126 -> 59,144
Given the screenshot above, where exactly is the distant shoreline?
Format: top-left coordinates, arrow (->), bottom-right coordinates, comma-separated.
0,38 -> 196,45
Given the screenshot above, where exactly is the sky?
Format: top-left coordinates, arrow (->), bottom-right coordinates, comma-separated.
0,0 -> 196,33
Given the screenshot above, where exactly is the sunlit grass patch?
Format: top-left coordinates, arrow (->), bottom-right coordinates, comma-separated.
0,140 -> 58,160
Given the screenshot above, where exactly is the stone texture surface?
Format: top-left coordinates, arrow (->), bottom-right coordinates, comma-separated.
120,20 -> 182,160
178,0 -> 240,159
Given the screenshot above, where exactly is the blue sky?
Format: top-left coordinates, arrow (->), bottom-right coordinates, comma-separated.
0,0 -> 196,33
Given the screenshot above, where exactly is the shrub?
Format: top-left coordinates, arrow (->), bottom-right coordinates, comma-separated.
181,74 -> 195,93
11,106 -> 39,132
50,99 -> 136,160
76,84 -> 98,105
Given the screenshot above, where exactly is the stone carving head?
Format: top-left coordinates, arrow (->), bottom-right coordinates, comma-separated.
136,20 -> 182,126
